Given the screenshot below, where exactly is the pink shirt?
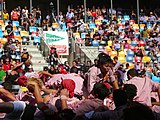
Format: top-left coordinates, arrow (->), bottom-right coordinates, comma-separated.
87,66 -> 116,93
125,77 -> 159,106
46,74 -> 84,95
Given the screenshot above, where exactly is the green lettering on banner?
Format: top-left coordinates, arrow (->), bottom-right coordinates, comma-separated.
46,33 -> 65,43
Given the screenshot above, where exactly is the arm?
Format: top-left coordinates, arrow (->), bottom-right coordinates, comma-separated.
12,62 -> 24,70
0,88 -> 17,101
60,89 -> 69,110
108,67 -> 119,90
27,81 -> 43,103
38,71 -> 54,77
41,88 -> 57,95
29,54 -> 32,59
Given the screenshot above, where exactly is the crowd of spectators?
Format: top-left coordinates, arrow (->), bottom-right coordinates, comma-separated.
0,4 -> 160,120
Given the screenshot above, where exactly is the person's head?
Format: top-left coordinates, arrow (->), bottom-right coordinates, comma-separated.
94,59 -> 98,66
123,84 -> 137,101
64,61 -> 69,66
113,89 -> 127,107
15,40 -> 19,45
154,61 -> 158,67
126,63 -> 129,69
8,21 -> 12,25
87,60 -> 91,66
58,109 -> 76,120
144,26 -> 147,30
50,65 -> 55,71
72,60 -> 78,67
127,68 -> 138,80
123,101 -> 155,120
5,58 -> 10,64
23,47 -> 27,52
62,79 -> 75,98
97,53 -> 113,75
27,78 -> 44,92
113,56 -> 118,63
4,50 -> 8,55
70,67 -> 78,74
93,83 -> 109,100
28,65 -> 33,72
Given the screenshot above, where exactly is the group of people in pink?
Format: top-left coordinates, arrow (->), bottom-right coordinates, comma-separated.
0,4 -> 160,120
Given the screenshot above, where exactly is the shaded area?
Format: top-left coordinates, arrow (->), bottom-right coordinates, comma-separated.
5,0 -> 160,17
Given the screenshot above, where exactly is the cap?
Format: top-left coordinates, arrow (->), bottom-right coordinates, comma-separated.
28,65 -> 33,69
23,46 -> 27,50
17,76 -> 28,86
154,61 -> 158,64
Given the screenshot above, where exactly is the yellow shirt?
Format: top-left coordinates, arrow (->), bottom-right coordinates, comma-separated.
3,13 -> 9,20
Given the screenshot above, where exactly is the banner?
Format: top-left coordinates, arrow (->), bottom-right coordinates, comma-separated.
44,31 -> 69,55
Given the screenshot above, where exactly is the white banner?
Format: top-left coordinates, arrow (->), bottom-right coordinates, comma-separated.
43,31 -> 69,55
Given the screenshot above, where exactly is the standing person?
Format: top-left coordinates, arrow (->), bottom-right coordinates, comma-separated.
49,47 -> 59,66
36,7 -> 41,27
0,64 -> 6,82
70,60 -> 78,74
141,26 -> 149,41
11,8 -> 20,21
22,6 -> 29,18
125,68 -> 160,107
5,21 -> 14,41
87,53 -> 119,94
3,9 -> 9,21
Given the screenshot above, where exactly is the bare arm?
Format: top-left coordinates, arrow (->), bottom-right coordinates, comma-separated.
0,88 -> 16,101
27,81 -> 43,103
60,89 -> 69,110
38,71 -> 54,77
41,88 -> 57,94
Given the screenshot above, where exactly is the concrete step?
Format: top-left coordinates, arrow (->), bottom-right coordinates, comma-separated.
31,59 -> 46,64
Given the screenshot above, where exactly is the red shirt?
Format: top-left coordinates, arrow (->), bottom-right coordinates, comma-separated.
3,64 -> 11,71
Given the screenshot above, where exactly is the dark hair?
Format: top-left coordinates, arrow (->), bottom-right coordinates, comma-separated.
93,83 -> 109,100
97,53 -> 112,67
113,89 -> 127,107
126,63 -> 129,68
123,84 -> 137,101
123,101 -> 155,120
113,56 -> 118,60
58,109 -> 76,120
70,67 -> 78,74
127,68 -> 138,79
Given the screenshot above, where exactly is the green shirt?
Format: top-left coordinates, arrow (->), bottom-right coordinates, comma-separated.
0,70 -> 6,81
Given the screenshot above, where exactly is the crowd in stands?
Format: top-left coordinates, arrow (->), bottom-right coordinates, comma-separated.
0,4 -> 160,120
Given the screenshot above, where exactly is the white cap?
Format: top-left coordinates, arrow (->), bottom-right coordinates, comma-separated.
154,61 -> 158,64
28,65 -> 33,69
23,46 -> 27,50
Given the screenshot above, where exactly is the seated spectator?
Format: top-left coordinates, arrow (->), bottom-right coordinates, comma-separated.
93,30 -> 101,40
0,64 -> 6,82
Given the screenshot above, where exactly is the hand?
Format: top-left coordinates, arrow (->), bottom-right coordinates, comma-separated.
27,80 -> 38,87
60,89 -> 69,97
